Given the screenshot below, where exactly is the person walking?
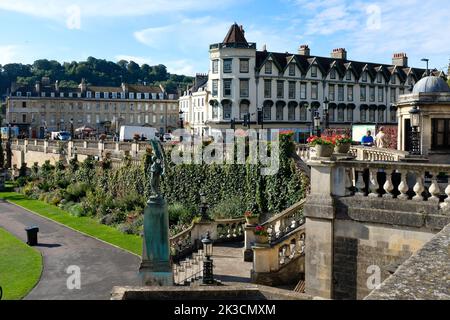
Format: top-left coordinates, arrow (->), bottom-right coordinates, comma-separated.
375,127 -> 387,148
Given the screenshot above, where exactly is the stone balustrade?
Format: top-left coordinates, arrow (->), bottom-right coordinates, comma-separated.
169,218 -> 245,263
337,160 -> 450,210
245,200 -> 306,286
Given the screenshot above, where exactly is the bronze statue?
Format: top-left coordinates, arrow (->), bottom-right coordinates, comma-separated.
149,139 -> 166,198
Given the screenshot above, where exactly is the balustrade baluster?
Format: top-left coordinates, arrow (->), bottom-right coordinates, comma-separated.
398,170 -> 410,200
413,171 -> 425,201
355,170 -> 366,196
429,172 -> 441,202
345,168 -> 353,196
445,175 -> 450,203
383,170 -> 395,198
368,169 -> 380,197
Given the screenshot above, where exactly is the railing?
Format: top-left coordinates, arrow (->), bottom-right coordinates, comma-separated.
169,218 -> 246,262
86,141 -> 98,149
26,145 -> 45,152
338,160 -> 450,207
295,143 -> 408,163
172,251 -> 205,286
261,199 -> 306,243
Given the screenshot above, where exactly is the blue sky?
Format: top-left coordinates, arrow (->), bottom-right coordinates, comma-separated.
0,0 -> 449,76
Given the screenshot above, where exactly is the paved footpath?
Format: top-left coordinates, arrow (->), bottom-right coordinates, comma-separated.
0,199 -> 141,300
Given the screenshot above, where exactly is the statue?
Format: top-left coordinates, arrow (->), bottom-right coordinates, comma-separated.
139,138 -> 173,286
149,139 -> 166,199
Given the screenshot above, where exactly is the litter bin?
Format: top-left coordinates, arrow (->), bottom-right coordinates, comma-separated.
25,226 -> 39,246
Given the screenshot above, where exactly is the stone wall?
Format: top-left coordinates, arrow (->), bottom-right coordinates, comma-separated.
333,220 -> 435,300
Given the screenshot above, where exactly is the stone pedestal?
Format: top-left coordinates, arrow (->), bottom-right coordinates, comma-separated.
243,224 -> 257,262
139,196 -> 173,286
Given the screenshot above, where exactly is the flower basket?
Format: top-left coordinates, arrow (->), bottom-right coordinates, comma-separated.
334,142 -> 351,154
315,144 -> 334,157
255,234 -> 269,244
244,211 -> 259,225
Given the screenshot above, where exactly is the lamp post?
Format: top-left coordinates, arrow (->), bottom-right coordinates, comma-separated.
421,58 -> 429,76
323,97 -> 329,133
201,232 -> 214,285
314,111 -> 321,137
178,110 -> 184,142
70,118 -> 74,140
409,105 -> 421,155
6,123 -> 12,169
199,192 -> 210,222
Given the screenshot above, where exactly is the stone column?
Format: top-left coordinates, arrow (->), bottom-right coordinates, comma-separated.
303,159 -> 343,299
243,224 -> 257,262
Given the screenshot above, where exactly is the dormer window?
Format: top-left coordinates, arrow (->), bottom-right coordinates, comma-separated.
144,93 -> 149,99
129,93 -> 135,99
104,92 -> 109,99
346,70 -> 351,80
289,64 -> 296,76
112,92 -> 117,99
87,91 -> 92,98
60,92 -> 64,97
41,92 -> 46,97
377,73 -> 382,83
311,65 -> 317,77
265,61 -> 272,74
51,92 -> 55,97
95,92 -> 100,98
330,68 -> 336,79
69,92 -> 73,98
26,92 -> 31,97
391,74 -> 396,84
362,72 -> 367,82
16,91 -> 22,97
121,92 -> 126,99
137,93 -> 142,99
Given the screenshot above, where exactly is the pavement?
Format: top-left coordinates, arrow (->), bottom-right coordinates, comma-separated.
0,199 -> 141,300
212,242 -> 252,283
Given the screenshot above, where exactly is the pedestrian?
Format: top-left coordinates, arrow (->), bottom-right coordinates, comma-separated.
361,130 -> 374,146
375,127 -> 387,148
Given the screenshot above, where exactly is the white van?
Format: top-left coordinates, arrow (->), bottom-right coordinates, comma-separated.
119,126 -> 157,142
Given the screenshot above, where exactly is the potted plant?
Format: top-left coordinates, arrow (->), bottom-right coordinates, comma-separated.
333,135 -> 352,154
133,133 -> 140,142
254,225 -> 269,244
99,133 -> 107,141
244,211 -> 259,225
307,135 -> 335,158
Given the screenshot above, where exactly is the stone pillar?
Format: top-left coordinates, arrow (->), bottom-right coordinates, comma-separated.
303,159 -> 342,299
43,140 -> 48,154
243,224 -> 257,262
139,196 -> 173,286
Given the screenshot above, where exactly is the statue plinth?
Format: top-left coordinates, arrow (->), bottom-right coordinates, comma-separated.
139,196 -> 173,286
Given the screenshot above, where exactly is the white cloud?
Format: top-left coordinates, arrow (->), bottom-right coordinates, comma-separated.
114,55 -> 196,76
0,45 -> 21,65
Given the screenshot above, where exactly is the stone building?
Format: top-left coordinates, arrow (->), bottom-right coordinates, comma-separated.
179,74 -> 209,135
6,77 -> 179,138
180,23 -> 446,141
396,75 -> 450,163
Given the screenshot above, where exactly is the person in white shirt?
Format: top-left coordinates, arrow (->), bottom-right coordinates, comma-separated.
375,127 -> 387,148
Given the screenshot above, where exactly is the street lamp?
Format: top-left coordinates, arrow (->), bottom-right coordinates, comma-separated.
421,58 -> 429,76
199,192 -> 210,222
314,111 -> 321,137
323,97 -> 329,133
70,118 -> 74,140
179,110 -> 184,129
201,232 -> 214,285
409,105 -> 421,155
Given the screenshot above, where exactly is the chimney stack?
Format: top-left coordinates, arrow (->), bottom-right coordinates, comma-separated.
298,44 -> 310,56
331,48 -> 347,60
240,25 -> 245,35
55,80 -> 59,92
392,53 -> 408,67
262,44 -> 267,51
78,78 -> 87,93
35,81 -> 41,93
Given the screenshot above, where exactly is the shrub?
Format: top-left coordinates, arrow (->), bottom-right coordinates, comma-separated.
16,176 -> 29,187
168,202 -> 197,225
210,195 -> 247,220
37,181 -> 51,192
67,203 -> 85,217
65,182 -> 90,202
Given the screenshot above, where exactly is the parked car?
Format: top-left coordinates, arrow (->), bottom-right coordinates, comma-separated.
51,131 -> 71,140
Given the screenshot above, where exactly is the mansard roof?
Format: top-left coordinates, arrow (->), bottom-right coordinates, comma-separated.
254,50 -> 433,82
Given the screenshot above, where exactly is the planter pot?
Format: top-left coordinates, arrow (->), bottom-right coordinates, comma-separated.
245,216 -> 259,225
315,144 -> 334,158
334,143 -> 351,154
255,234 -> 269,244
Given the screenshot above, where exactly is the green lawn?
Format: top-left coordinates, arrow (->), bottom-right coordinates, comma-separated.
0,227 -> 43,300
0,191 -> 142,256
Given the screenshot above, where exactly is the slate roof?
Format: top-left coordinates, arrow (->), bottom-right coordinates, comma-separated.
223,23 -> 248,45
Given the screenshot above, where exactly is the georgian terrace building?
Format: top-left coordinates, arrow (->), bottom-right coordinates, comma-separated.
6,77 -> 179,138
182,23 -> 446,141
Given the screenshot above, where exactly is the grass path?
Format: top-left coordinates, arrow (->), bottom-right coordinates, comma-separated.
0,191 -> 142,256
0,227 -> 43,300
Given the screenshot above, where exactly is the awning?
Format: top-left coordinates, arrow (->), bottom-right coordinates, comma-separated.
369,104 -> 378,110
75,126 -> 95,133
209,99 -> 219,106
221,99 -> 232,106
347,103 -> 356,109
378,104 -> 387,110
288,101 -> 298,108
263,100 -> 274,107
337,103 -> 346,109
299,101 -> 309,108
390,104 -> 398,110
328,103 -> 337,109
310,101 -> 320,109
239,99 -> 251,106
360,104 -> 369,110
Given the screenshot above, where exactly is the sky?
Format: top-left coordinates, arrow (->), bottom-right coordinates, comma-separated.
0,0 -> 449,76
